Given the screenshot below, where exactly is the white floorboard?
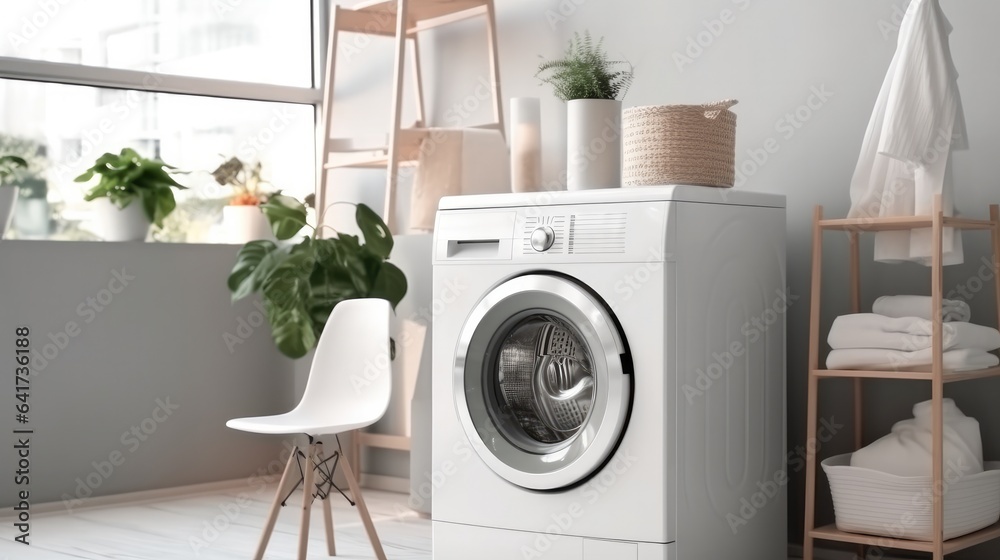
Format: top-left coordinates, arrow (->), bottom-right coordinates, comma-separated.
0,484 -> 430,560
0,484 -> 824,559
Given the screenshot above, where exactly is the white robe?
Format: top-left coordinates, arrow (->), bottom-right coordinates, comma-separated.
848,0 -> 967,266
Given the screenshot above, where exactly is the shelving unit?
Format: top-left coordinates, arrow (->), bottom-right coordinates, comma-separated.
803,197 -> 1000,560
316,0 -> 504,232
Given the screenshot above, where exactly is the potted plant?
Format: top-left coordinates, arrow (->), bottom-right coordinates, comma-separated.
75,148 -> 187,241
536,31 -> 634,190
228,194 -> 407,359
0,155 -> 28,239
0,135 -> 49,238
212,156 -> 277,243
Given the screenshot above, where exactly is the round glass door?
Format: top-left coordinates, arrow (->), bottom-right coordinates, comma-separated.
455,274 -> 632,490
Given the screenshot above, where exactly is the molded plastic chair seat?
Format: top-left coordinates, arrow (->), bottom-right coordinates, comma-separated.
226,298 -> 392,560
226,412 -> 376,436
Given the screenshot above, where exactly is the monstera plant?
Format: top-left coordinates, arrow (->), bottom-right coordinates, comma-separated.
227,194 -> 407,359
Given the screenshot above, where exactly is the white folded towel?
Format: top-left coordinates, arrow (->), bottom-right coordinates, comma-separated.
828,313 -> 1000,352
826,347 -> 998,372
851,399 -> 983,477
873,295 -> 971,322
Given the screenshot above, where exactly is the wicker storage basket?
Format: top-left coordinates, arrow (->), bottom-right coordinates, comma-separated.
622,99 -> 738,188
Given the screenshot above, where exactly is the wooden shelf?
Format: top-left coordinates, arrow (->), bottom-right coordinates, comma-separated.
812,365 -> 1000,383
818,215 -> 996,232
811,522 -> 1000,555
336,0 -> 488,36
323,128 -> 431,169
804,200 -> 1000,559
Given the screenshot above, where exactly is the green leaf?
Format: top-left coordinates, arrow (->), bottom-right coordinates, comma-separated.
227,240 -> 279,301
356,203 -> 393,259
261,194 -> 308,240
267,302 -> 316,359
370,261 -> 408,309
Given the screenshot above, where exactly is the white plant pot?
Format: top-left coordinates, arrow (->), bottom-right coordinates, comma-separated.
222,205 -> 274,244
0,188 -> 17,240
93,197 -> 151,242
566,99 -> 622,190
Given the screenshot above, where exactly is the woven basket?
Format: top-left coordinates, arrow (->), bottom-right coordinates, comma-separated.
622,99 -> 738,188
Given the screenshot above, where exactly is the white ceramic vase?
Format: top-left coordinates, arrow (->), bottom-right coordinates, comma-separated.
222,205 -> 274,244
93,197 -> 151,241
0,188 -> 17,239
566,98 -> 622,190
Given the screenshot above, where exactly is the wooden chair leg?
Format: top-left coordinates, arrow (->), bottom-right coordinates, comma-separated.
317,445 -> 337,556
298,443 -> 317,560
341,455 -> 387,560
322,491 -> 336,556
254,445 -> 299,560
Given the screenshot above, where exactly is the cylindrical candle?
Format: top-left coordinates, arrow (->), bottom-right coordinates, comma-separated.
510,97 -> 543,193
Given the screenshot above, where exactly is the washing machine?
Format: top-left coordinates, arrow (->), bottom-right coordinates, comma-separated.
431,186 -> 786,560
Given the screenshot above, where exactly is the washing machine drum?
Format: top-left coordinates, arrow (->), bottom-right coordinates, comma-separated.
455,274 -> 632,490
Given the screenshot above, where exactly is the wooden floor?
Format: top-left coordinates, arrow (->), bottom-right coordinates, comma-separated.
0,484 -> 430,559
0,484 -> 820,559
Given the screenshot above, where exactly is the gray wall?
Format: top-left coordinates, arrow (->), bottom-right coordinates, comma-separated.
0,240 -> 294,508
325,0 -> 1000,556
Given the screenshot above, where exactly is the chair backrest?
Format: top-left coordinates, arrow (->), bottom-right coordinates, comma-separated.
294,298 -> 392,428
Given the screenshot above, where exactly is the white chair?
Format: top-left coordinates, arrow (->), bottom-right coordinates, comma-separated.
227,298 -> 392,560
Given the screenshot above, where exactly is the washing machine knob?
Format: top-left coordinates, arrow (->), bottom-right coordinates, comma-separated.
530,226 -> 555,252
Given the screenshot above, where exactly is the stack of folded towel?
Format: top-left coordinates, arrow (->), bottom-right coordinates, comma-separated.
826,295 -> 1000,371
851,398 -> 984,476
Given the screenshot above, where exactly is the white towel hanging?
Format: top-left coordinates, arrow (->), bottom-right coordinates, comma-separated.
847,0 -> 967,266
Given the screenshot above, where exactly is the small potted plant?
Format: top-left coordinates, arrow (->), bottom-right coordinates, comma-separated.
0,155 -> 28,239
212,156 -> 276,243
536,31 -> 634,190
228,195 -> 407,359
75,148 -> 187,241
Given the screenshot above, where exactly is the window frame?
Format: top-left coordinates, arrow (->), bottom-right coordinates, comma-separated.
0,0 -> 330,242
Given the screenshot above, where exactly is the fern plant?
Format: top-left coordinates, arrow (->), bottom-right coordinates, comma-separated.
536,31 -> 634,102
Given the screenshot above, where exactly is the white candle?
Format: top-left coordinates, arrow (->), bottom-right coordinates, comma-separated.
511,97 -> 543,193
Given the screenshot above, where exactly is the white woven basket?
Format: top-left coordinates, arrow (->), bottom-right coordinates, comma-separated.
622,99 -> 737,188
822,453 -> 1000,541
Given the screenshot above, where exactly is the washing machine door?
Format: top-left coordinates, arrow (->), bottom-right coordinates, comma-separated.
455,274 -> 632,490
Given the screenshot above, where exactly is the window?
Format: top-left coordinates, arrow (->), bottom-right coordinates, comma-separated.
0,0 -> 322,242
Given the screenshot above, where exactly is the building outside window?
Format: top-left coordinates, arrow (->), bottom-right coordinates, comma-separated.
0,0 -> 321,242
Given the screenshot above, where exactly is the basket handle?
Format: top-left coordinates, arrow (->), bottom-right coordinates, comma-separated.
703,99 -> 738,119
